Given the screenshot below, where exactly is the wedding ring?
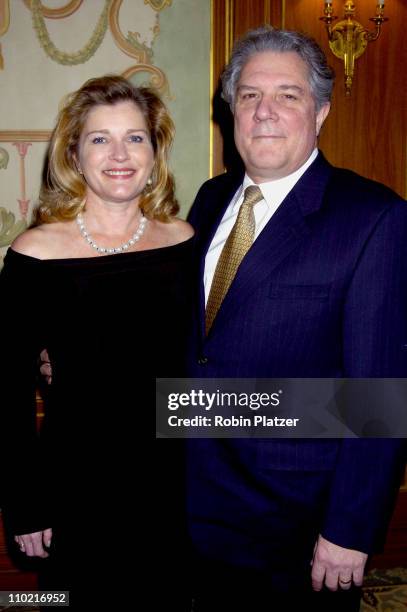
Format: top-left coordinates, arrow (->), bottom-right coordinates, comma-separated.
339,578 -> 352,584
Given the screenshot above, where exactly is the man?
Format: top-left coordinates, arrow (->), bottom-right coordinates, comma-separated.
186,26 -> 407,611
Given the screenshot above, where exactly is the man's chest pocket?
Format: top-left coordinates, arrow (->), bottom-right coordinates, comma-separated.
268,283 -> 331,301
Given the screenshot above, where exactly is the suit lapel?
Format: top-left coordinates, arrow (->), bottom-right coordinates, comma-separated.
203,152 -> 333,340
195,173 -> 243,262
194,173 -> 242,337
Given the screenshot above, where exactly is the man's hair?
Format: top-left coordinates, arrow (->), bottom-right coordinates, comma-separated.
221,26 -> 335,111
35,75 -> 178,225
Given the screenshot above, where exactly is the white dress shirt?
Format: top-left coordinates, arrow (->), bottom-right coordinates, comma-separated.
204,149 -> 319,304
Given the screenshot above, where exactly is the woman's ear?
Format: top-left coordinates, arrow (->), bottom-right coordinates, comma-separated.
72,153 -> 83,174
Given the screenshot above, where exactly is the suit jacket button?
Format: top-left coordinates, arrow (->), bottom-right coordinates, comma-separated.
198,356 -> 208,365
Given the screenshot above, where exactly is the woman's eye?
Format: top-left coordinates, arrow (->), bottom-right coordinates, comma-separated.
129,134 -> 143,143
91,136 -> 106,144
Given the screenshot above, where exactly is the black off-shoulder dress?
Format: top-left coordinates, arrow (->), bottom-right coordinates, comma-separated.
0,238 -> 194,609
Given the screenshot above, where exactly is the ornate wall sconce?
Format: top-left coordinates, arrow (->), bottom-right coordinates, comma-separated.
320,1 -> 388,96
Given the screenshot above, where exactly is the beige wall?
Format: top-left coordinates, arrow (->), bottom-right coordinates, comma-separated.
0,0 -> 210,264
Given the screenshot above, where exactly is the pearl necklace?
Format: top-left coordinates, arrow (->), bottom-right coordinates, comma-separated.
76,212 -> 147,254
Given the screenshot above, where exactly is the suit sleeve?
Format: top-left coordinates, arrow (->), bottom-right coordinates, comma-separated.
322,200 -> 407,553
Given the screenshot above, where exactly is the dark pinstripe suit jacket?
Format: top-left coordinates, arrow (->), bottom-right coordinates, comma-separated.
186,152 -> 407,567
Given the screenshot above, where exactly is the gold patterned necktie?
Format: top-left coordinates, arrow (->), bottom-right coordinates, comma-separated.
205,185 -> 263,334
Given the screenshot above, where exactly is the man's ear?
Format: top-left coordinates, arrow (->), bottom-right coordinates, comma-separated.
316,102 -> 330,136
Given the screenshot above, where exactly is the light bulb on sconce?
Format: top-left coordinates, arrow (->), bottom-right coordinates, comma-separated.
320,1 -> 388,96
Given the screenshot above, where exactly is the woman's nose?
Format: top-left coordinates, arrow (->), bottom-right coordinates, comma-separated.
108,140 -> 130,161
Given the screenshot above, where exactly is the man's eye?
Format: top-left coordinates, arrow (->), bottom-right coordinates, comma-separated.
242,93 -> 258,100
91,136 -> 106,144
283,94 -> 297,101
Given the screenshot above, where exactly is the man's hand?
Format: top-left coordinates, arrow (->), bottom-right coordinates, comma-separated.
39,349 -> 52,384
311,534 -> 368,591
15,528 -> 53,558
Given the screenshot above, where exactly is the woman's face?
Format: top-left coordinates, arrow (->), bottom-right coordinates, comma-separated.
75,101 -> 155,207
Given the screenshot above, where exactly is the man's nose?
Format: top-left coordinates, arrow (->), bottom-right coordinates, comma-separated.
254,96 -> 279,121
109,140 -> 130,161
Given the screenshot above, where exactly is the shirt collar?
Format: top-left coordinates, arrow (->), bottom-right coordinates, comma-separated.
234,148 -> 319,212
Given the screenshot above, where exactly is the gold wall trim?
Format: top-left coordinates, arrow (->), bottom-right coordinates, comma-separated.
144,0 -> 172,10
225,0 -> 233,66
23,0 -> 83,19
121,63 -> 169,94
109,0 -> 169,94
0,0 -> 10,36
0,131 -> 51,142
281,0 -> 286,29
264,0 -> 270,25
0,0 -> 9,68
109,0 -> 152,63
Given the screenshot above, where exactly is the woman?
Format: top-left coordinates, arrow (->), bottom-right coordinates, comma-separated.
1,76 -> 193,609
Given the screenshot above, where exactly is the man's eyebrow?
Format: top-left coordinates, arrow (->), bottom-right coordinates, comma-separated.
237,85 -> 260,92
278,84 -> 305,94
237,84 -> 305,94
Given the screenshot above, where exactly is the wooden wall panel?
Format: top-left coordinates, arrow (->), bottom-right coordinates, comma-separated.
285,0 -> 407,198
211,0 -> 407,198
211,0 -> 283,176
233,0 -> 282,39
369,481 -> 407,570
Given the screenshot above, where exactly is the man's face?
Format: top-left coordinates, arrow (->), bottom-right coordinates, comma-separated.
233,51 -> 330,183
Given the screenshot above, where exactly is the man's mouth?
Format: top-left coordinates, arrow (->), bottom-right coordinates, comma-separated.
253,134 -> 285,139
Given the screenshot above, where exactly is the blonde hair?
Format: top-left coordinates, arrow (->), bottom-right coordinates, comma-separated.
34,75 -> 179,224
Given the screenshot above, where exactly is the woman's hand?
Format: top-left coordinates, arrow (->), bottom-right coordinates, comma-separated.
39,348 -> 52,384
15,528 -> 53,558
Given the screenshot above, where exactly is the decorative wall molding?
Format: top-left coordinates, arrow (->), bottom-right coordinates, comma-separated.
31,0 -> 110,66
13,142 -> 31,219
23,0 -> 84,20
13,0 -> 170,94
0,132 -> 50,224
0,0 -> 9,35
0,131 -> 51,142
0,0 -> 10,69
121,63 -> 169,95
0,147 -> 8,169
145,0 -> 172,11
108,0 -> 169,93
0,207 -> 27,248
109,0 -> 153,64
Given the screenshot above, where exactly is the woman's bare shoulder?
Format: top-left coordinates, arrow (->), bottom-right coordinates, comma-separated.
11,223 -> 69,259
148,217 -> 194,249
166,218 -> 194,241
